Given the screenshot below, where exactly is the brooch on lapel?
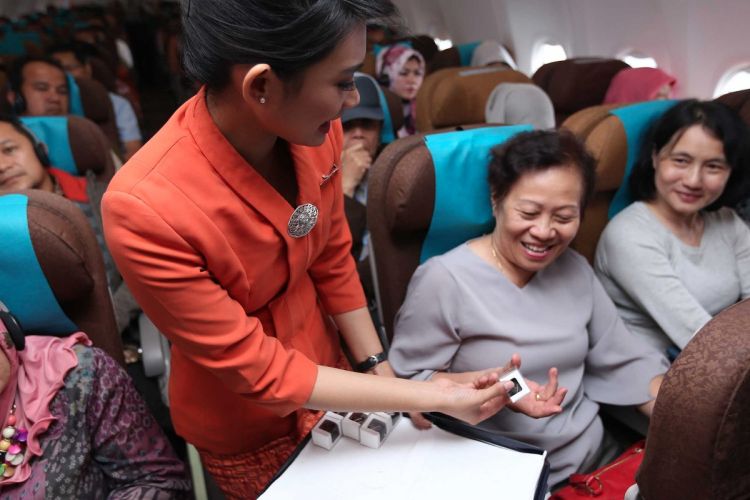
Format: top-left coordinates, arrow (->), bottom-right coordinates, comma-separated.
287,203 -> 319,238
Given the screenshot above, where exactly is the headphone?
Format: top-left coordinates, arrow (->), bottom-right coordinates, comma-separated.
13,120 -> 51,167
0,306 -> 25,351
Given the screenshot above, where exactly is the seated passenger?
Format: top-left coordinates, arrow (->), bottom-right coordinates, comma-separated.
595,100 -> 750,354
341,73 -> 383,260
0,313 -> 190,497
603,67 -> 677,104
389,130 -> 668,487
5,56 -> 69,117
49,43 -> 143,160
376,43 -> 425,137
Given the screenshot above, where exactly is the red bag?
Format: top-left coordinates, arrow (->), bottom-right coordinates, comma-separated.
550,440 -> 645,499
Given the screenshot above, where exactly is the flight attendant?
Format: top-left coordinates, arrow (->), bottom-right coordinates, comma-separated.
102,1 -> 562,498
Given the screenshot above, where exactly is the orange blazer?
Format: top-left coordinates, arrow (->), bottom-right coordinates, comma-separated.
102,88 -> 366,453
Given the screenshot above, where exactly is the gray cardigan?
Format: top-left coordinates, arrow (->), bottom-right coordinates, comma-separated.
594,202 -> 750,352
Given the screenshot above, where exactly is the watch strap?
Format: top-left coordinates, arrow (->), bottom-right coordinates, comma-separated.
354,351 -> 387,372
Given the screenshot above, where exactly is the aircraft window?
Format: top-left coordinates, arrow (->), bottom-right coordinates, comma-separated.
434,38 -> 453,51
714,66 -> 750,97
531,41 -> 567,73
619,51 -> 658,68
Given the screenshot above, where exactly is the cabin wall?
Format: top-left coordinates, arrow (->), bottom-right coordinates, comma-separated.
394,0 -> 750,99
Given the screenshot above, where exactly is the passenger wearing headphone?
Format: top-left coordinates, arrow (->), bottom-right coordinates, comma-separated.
5,56 -> 69,117
0,115 -> 84,201
376,43 -> 425,137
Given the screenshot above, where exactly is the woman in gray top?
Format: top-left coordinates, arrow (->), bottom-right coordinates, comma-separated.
595,100 -> 750,354
390,130 -> 667,487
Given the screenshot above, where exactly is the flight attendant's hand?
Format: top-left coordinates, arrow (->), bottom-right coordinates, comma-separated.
370,361 -> 434,430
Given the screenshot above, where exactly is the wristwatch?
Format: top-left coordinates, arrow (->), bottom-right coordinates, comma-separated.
354,351 -> 388,372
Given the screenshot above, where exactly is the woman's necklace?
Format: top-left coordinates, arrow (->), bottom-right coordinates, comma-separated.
0,403 -> 27,478
488,235 -> 504,272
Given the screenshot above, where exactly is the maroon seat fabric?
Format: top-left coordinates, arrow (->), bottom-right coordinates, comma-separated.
637,298 -> 750,499
715,88 -> 750,126
533,58 -> 630,125
75,76 -> 119,150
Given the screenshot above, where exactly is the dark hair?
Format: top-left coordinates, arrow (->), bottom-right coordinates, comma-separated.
488,129 -> 597,210
8,56 -> 67,93
629,99 -> 750,210
48,41 -> 92,66
182,0 -> 401,90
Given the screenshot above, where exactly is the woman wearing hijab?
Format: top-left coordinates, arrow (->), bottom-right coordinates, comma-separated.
604,67 -> 677,104
101,2 -> 543,498
376,43 -> 426,136
0,314 -> 189,498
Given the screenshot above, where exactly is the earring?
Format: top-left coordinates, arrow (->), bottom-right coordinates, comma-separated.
259,97 -> 267,104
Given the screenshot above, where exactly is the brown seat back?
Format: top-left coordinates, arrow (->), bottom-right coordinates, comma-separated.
75,76 -> 119,149
416,66 -> 533,132
67,114 -> 116,183
561,104 -> 625,262
0,190 -> 123,364
715,88 -> 750,126
533,58 -> 630,125
637,298 -> 750,499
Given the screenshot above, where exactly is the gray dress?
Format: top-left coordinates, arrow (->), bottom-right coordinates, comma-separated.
594,202 -> 750,352
389,244 -> 668,486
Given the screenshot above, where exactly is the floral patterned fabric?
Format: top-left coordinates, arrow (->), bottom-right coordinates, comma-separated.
0,345 -> 191,499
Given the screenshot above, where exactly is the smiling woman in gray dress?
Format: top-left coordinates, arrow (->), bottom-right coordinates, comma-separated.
389,129 -> 669,487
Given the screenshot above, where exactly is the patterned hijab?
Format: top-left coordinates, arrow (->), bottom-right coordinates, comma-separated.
0,316 -> 88,486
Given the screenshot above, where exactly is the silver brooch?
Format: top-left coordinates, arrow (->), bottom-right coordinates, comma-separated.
287,203 -> 319,238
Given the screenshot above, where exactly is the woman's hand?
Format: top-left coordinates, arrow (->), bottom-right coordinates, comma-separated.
509,367 -> 567,418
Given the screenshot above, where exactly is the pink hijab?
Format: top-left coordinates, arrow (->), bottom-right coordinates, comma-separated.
0,317 -> 89,486
375,43 -> 426,90
604,67 -> 677,104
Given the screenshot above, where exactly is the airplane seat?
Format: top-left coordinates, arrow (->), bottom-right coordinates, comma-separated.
560,100 -> 679,263
415,65 -> 533,132
367,124 -> 531,342
410,35 -> 439,68
73,76 -> 120,151
88,55 -> 118,93
427,41 -> 488,74
634,298 -> 750,500
532,58 -> 630,125
0,190 -> 124,365
20,114 -> 115,184
714,88 -> 750,126
427,46 -> 460,73
485,82 -> 555,129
